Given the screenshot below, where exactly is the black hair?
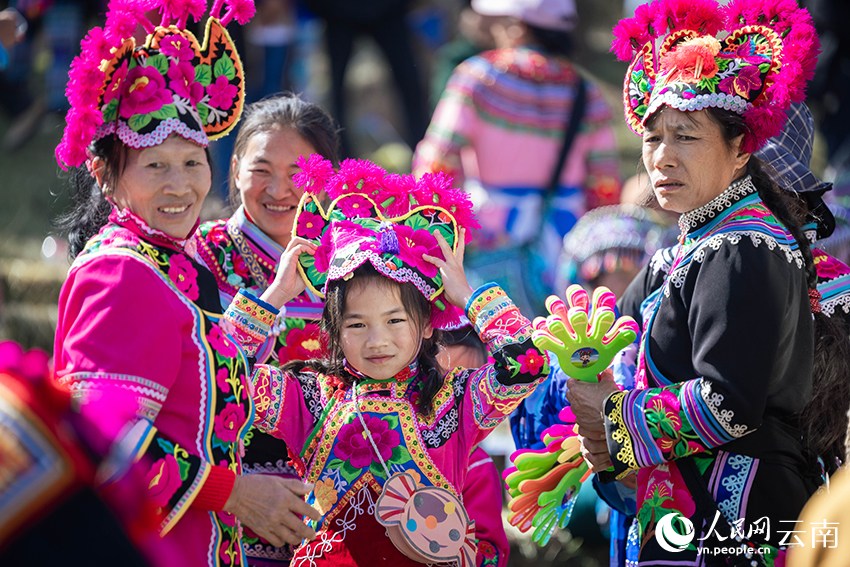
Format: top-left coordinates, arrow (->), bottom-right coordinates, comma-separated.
56,135 -> 213,259
526,25 -> 574,57
228,93 -> 339,208
441,326 -> 487,367
704,106 -> 850,472
283,263 -> 445,416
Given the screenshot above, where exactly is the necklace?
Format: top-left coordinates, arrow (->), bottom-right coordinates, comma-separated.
354,390 -> 392,479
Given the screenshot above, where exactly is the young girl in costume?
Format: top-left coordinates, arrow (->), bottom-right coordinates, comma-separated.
192,94 -> 338,566
237,157 -> 550,566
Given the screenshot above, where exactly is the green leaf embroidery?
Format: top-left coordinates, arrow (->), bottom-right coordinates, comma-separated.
758,62 -> 770,74
102,99 -> 119,123
638,78 -> 649,92
301,253 -> 316,269
326,458 -> 344,470
214,54 -> 237,81
156,437 -> 175,454
197,102 -> 210,125
128,113 -> 153,132
369,460 -> 387,479
147,53 -> 169,75
177,456 -> 192,481
195,64 -> 213,86
287,318 -> 306,331
340,460 -> 361,483
389,445 -> 412,466
381,414 -> 399,431
635,104 -> 648,116
404,215 -> 430,232
151,104 -> 179,120
631,70 -> 645,83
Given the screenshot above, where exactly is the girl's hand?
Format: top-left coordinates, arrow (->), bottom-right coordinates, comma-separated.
422,228 -> 474,310
261,237 -> 317,309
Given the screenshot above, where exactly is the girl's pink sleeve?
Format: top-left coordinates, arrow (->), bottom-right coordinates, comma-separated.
460,284 -> 550,445
223,290 -> 319,455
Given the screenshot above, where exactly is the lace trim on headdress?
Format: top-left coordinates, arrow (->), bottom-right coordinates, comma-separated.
678,175 -> 757,234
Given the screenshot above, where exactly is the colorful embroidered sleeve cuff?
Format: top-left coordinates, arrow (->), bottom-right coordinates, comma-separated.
466,284 -> 533,351
604,378 -> 742,479
191,465 -> 236,511
225,290 -> 280,356
250,365 -> 286,435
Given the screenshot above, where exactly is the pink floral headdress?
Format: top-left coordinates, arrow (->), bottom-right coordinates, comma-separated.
291,156 -> 480,330
613,0 -> 819,153
56,0 -> 256,169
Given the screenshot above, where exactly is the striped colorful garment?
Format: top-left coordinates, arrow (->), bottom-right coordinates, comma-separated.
605,176 -> 818,565
413,47 -> 621,262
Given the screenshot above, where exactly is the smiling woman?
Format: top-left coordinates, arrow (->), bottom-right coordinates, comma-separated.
51,2 -> 327,566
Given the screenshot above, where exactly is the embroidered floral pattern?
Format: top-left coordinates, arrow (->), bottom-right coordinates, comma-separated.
167,253 -> 199,300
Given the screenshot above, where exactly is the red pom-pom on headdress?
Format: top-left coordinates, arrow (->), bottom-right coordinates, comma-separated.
293,154 -> 335,196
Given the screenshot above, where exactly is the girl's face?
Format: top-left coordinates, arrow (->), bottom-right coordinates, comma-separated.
341,279 -> 433,381
108,134 -> 210,239
232,125 -> 317,248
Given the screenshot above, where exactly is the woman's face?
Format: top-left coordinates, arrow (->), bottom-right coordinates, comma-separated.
340,279 -> 432,382
642,108 -> 750,214
233,126 -> 317,248
110,134 -> 210,239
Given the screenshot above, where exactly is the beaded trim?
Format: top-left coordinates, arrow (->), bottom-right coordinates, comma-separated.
645,89 -> 750,123
95,116 -> 209,150
679,176 -> 757,234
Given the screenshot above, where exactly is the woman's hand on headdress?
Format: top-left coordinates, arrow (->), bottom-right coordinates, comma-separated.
422,228 -> 474,310
262,237 -> 317,310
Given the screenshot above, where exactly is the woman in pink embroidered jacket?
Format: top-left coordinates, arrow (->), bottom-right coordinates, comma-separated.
53,2 -> 323,565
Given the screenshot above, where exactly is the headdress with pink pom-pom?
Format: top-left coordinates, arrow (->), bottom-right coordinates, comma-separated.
612,0 -> 819,153
56,0 -> 257,170
290,156 -> 480,330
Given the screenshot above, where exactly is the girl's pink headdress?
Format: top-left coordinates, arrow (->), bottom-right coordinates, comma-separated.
291,156 -> 480,330
613,0 -> 819,153
56,0 -> 257,170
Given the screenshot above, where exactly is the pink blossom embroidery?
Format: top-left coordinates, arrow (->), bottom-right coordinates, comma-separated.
168,253 -> 200,300
718,65 -> 762,99
296,211 -> 326,239
216,368 -> 231,393
144,454 -> 183,508
168,61 -> 204,105
335,415 -> 400,469
160,34 -> 195,61
104,60 -> 129,105
338,195 -> 374,218
215,403 -> 247,443
208,323 -> 238,358
516,349 -> 545,375
279,324 -> 325,363
814,249 -> 850,280
231,253 -> 251,279
394,224 -> 441,278
207,75 -> 238,110
119,66 -> 174,118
